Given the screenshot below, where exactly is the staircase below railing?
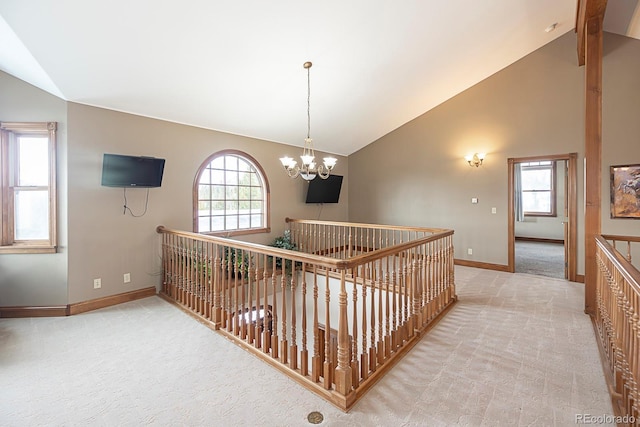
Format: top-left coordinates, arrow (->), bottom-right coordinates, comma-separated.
157,220 -> 456,411
594,235 -> 640,424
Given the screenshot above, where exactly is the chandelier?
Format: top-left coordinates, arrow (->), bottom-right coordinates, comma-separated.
280,61 -> 337,180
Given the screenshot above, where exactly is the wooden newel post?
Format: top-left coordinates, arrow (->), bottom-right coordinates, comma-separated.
334,270 -> 352,395
211,253 -> 222,330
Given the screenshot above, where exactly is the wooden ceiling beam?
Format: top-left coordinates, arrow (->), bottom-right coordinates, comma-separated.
575,0 -> 608,66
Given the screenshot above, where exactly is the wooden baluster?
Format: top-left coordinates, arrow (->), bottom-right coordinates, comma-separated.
262,253 -> 270,353
361,263 -> 369,380
301,263 -> 308,376
225,247 -> 238,333
323,272 -> 332,389
369,260 -> 377,372
271,255 -> 279,359
212,246 -> 222,330
280,257 -> 288,365
334,270 -> 352,395
243,250 -> 251,342
384,260 -> 391,359
289,267 -> 297,369
180,238 -> 186,306
312,266 -> 321,382
197,241 -> 204,315
351,266 -> 359,387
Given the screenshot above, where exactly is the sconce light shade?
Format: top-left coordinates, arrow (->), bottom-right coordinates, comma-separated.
465,153 -> 485,167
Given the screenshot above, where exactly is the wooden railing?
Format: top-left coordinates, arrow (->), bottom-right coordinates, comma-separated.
594,235 -> 640,423
602,234 -> 640,269
157,220 -> 456,411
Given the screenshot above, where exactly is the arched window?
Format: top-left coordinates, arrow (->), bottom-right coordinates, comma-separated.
194,150 -> 270,236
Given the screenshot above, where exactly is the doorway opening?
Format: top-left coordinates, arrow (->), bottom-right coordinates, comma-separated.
508,153 -> 577,281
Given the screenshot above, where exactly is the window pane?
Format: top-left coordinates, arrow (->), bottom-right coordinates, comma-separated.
211,216 -> 224,231
226,186 -> 238,199
199,185 -> 211,200
251,201 -> 262,212
212,200 -> 225,214
251,214 -> 262,227
523,191 -> 551,213
199,216 -> 211,233
226,215 -> 238,229
18,137 -> 49,186
226,171 -> 238,186
211,185 -> 225,200
226,201 -> 238,214
15,190 -> 49,240
238,159 -> 251,172
225,156 -> 239,171
211,157 -> 224,169
238,214 -> 251,229
521,169 -> 550,191
251,187 -> 263,199
211,170 -> 224,185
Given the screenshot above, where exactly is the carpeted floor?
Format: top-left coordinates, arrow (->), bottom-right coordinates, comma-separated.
0,266 -> 614,426
515,240 -> 565,279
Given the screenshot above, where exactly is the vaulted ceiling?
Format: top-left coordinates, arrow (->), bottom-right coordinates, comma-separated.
1,1 -> 638,156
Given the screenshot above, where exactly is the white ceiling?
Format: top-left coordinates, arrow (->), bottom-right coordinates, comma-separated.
0,1 -> 638,156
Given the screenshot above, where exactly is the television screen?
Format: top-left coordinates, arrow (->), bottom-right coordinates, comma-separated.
101,153 -> 165,188
305,175 -> 343,204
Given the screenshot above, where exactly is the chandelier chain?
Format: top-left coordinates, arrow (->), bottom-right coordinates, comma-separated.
307,65 -> 311,140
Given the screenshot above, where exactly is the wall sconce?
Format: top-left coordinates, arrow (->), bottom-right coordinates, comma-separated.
465,153 -> 485,167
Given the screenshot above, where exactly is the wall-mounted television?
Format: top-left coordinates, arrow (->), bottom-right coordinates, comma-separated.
101,153 -> 165,188
305,174 -> 343,204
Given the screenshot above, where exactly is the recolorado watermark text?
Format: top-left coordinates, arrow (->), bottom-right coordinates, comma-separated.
575,413 -> 636,424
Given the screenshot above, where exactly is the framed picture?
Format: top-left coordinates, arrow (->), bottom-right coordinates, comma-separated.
610,164 -> 640,219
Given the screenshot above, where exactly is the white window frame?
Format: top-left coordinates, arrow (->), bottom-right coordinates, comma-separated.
0,122 -> 58,253
193,150 -> 270,236
520,160 -> 556,217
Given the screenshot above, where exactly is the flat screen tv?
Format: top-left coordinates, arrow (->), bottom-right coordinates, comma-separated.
101,153 -> 165,188
305,174 -> 343,204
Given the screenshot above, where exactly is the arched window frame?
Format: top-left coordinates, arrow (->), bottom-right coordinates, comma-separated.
193,149 -> 270,236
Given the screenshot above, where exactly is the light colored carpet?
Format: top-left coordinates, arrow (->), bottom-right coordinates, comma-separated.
515,241 -> 565,279
0,266 -> 614,426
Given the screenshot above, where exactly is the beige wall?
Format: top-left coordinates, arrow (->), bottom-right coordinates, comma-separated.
0,72 -> 69,306
349,31 -> 640,273
66,104 -> 348,304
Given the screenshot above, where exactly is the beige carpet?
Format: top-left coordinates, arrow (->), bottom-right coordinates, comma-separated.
0,266 -> 614,426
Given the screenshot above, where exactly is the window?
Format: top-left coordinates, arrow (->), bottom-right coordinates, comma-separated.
0,122 -> 57,253
520,160 -> 556,216
194,150 -> 270,236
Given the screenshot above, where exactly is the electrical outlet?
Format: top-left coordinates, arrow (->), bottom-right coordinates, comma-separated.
93,278 -> 101,289
491,207 -> 497,214
123,273 -> 131,283
471,198 -> 478,204
467,248 -> 473,255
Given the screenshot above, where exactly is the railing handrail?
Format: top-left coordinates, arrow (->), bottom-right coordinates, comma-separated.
601,234 -> 640,243
341,229 -> 455,269
595,235 -> 640,295
157,224 -> 454,271
156,225 -> 348,270
286,217 -> 449,234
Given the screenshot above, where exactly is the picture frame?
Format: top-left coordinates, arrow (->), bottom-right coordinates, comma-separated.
610,164 -> 640,219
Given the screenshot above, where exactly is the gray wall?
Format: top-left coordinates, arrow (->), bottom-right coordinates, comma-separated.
66,103 -> 348,304
348,31 -> 640,274
0,72 -> 68,306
